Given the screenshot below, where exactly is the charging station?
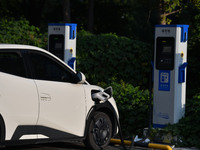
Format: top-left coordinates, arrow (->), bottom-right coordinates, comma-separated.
153,25 -> 189,128
48,23 -> 77,70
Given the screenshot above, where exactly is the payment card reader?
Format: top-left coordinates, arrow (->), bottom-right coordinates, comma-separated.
153,25 -> 189,128
48,23 -> 77,70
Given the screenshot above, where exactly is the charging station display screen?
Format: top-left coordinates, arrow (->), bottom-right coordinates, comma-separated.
49,35 -> 64,60
156,37 -> 175,70
163,46 -> 172,53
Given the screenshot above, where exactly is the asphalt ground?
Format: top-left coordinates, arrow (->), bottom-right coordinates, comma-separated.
1,140 -> 198,150
0,140 -> 151,150
1,140 -> 197,150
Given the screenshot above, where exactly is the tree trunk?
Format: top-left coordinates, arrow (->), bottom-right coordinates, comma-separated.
88,0 -> 94,33
157,0 -> 181,25
22,0 -> 46,27
63,0 -> 71,23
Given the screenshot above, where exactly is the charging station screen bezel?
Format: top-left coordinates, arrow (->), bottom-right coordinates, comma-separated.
156,37 -> 175,70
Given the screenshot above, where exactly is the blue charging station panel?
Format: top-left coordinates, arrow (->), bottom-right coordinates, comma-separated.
178,62 -> 188,83
68,57 -> 76,69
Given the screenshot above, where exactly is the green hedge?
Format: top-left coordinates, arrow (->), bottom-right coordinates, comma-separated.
76,30 -> 152,88
0,18 -> 47,49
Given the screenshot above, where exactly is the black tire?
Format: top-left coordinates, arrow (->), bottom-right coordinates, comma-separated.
85,112 -> 112,150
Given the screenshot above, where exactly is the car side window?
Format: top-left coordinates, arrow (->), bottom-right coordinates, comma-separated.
0,51 -> 26,77
29,51 -> 74,83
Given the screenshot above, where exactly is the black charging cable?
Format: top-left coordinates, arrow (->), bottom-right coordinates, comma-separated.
146,61 -> 153,138
115,116 -> 127,150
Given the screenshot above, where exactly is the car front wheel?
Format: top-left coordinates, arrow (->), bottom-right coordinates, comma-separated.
85,112 -> 112,150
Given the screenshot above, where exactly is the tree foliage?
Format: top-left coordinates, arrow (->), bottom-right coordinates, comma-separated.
169,0 -> 200,96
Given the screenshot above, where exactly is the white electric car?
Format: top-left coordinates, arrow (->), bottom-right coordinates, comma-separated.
0,44 -> 119,149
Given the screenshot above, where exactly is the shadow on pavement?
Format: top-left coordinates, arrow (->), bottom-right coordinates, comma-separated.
0,141 -> 124,150
0,141 -> 87,150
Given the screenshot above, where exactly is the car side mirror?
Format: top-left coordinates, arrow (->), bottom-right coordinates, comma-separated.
76,72 -> 86,84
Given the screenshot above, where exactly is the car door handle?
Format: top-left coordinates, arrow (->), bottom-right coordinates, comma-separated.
40,93 -> 51,101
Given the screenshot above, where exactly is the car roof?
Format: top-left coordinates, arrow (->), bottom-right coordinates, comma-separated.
0,44 -> 45,51
0,44 -> 55,60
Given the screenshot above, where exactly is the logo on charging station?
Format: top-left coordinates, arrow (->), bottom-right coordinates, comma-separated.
159,70 -> 170,91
